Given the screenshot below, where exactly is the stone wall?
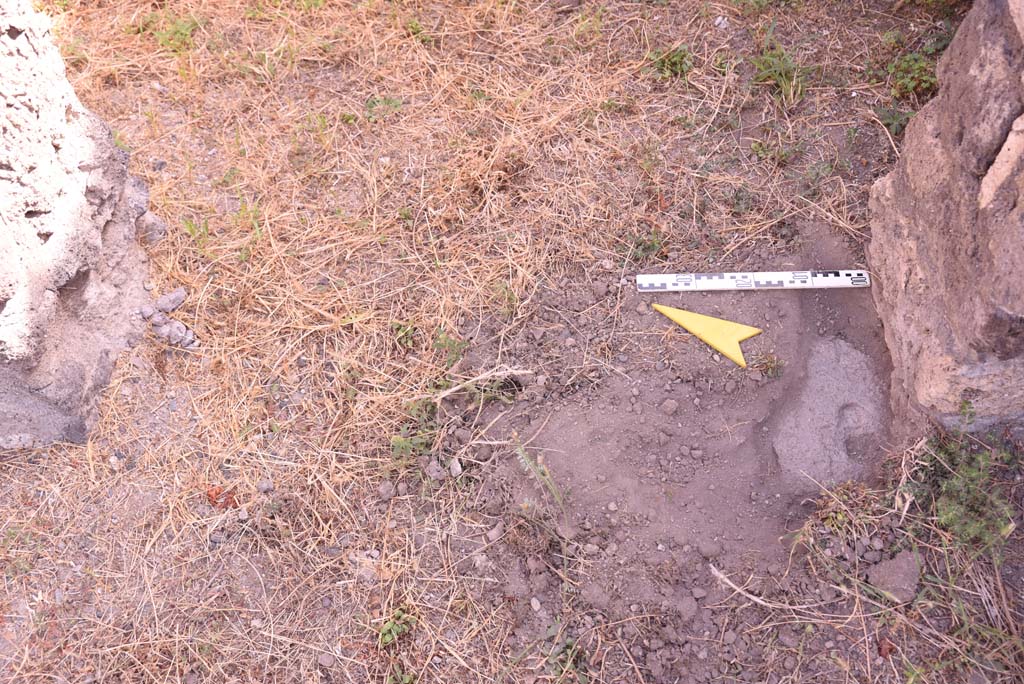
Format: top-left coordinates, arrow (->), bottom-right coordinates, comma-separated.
868,0 -> 1024,436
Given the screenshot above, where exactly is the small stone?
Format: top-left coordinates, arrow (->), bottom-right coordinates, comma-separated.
237,507 -> 249,522
317,652 -> 335,668
425,460 -> 447,481
679,596 -> 699,621
592,282 -> 608,299
599,258 -> 614,271
713,15 -> 729,29
140,305 -> 156,319
584,543 -> 600,554
724,380 -> 737,394
691,449 -> 704,459
635,302 -> 648,315
166,320 -> 187,345
397,482 -> 409,496
378,481 -> 396,501
184,674 -> 199,684
692,587 -> 708,599
697,539 -> 722,559
530,597 -> 541,612
723,630 -> 737,645
867,550 -> 922,604
486,521 -> 505,543
449,458 -> 463,478
257,479 -> 274,493
679,445 -> 691,456
321,596 -> 333,608
660,399 -> 679,416
209,531 -> 226,544
607,501 -> 618,512
155,286 -> 187,313
136,211 -> 168,244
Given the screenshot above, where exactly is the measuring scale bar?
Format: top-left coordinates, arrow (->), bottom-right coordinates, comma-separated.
636,269 -> 871,293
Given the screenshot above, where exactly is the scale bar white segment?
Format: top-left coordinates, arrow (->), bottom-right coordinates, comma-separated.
636,270 -> 870,292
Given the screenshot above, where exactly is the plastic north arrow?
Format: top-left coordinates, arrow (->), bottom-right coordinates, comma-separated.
652,304 -> 762,368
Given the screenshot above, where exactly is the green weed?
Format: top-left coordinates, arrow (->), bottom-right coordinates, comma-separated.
874,105 -> 911,137
648,46 -> 694,80
390,400 -> 437,460
379,607 -> 417,647
915,437 -> 1016,552
391,321 -> 416,348
628,227 -> 664,260
130,12 -> 201,54
887,53 -> 937,99
365,96 -> 402,122
183,217 -> 209,247
750,136 -> 799,166
750,40 -> 806,106
405,19 -> 433,45
433,330 -> 468,368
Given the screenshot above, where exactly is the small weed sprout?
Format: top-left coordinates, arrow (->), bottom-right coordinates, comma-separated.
379,607 -> 417,647
751,40 -> 805,107
365,96 -> 402,122
628,227 -> 664,260
888,53 -> 937,99
648,46 -> 694,80
391,320 -> 416,348
874,106 -> 911,137
405,19 -> 433,45
433,330 -> 468,368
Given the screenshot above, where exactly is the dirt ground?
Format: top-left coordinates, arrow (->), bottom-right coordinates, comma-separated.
4,0 -> 1021,683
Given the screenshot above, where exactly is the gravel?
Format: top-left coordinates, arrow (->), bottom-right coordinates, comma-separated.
155,286 -> 187,313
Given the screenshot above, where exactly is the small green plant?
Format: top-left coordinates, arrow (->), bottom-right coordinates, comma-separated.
648,46 -> 694,80
387,664 -> 415,684
433,330 -> 468,368
236,200 -> 264,263
391,320 -> 416,348
183,217 -> 209,247
628,227 -> 664,260
750,41 -> 806,106
887,53 -> 937,99
493,281 -> 520,318
405,19 -> 433,45
390,400 -> 437,459
112,130 -> 130,152
549,637 -> 590,683
365,96 -> 402,122
915,436 -> 1016,552
379,607 -> 417,647
750,136 -> 799,166
515,443 -> 565,514
874,105 -> 911,137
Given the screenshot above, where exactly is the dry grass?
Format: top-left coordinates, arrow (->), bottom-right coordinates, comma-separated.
0,0 -> 964,681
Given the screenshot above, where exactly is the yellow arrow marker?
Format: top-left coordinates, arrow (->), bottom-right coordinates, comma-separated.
652,304 -> 762,368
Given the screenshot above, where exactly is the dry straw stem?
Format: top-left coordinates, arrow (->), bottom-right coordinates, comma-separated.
2,0 -> 951,681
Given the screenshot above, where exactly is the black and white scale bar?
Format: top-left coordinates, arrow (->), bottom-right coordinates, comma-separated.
636,270 -> 871,292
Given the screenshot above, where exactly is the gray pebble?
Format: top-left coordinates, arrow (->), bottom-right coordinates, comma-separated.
209,531 -> 226,544
167,320 -> 187,345
449,458 -> 463,478
155,286 -> 187,313
378,481 -> 396,501
660,399 -> 679,416
140,305 -> 156,319
530,597 -> 541,612
257,479 -> 274,493
486,521 -> 505,542
317,652 -> 335,668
